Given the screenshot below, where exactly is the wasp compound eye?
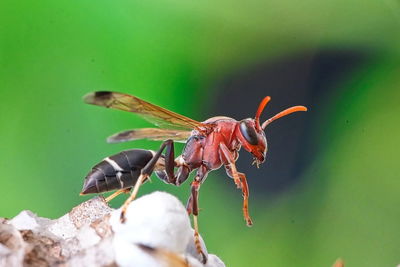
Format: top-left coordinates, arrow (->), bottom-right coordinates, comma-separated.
239,121 -> 259,145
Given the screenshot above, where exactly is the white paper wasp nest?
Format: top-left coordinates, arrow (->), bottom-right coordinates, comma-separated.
0,191 -> 225,267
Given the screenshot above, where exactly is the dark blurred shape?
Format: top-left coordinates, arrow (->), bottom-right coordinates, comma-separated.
211,50 -> 367,196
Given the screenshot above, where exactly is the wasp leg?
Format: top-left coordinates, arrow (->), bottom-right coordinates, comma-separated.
105,187 -> 131,202
154,140 -> 191,186
175,163 -> 191,186
186,195 -> 193,215
237,172 -> 252,226
165,140 -> 192,186
120,139 -> 192,222
120,140 -> 172,223
189,165 -> 208,264
220,143 -> 253,226
120,173 -> 148,223
219,143 -> 241,188
225,164 -> 253,226
164,139 -> 176,184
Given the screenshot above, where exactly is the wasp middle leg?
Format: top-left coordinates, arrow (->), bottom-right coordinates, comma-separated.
186,165 -> 209,264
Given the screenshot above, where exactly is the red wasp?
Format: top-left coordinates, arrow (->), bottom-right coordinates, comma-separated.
81,91 -> 307,263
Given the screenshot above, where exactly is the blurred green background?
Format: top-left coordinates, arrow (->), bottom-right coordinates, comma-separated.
1,0 -> 399,266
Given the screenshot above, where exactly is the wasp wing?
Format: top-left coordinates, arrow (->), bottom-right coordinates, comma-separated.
107,128 -> 191,143
84,91 -> 203,130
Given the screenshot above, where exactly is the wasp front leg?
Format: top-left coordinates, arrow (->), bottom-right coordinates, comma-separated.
220,143 -> 253,226
234,171 -> 252,226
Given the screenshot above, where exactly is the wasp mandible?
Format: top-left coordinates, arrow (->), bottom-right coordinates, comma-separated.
80,91 -> 307,263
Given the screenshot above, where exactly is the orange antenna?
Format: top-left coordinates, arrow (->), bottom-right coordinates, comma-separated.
262,106 -> 307,129
254,96 -> 271,130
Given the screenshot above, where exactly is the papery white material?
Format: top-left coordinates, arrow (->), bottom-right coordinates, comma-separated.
9,210 -> 47,231
111,191 -> 193,266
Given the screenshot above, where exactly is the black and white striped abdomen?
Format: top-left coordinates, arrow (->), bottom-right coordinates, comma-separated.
81,149 -> 157,194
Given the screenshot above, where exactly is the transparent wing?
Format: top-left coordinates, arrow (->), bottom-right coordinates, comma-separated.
84,91 -> 204,130
107,128 -> 192,143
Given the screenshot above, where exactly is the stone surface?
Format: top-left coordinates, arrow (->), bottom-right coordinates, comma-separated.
0,191 -> 225,267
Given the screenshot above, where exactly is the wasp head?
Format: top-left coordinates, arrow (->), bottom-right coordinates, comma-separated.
237,118 -> 267,167
236,96 -> 307,168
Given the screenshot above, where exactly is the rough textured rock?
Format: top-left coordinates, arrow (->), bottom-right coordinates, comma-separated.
0,191 -> 225,267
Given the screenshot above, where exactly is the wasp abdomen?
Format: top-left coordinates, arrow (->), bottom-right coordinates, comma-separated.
81,149 -> 155,194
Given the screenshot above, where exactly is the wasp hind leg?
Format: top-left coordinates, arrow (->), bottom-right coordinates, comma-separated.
120,140 -> 174,223
116,140 -> 173,223
105,188 -> 131,203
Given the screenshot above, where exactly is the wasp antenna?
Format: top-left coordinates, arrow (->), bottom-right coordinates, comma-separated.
262,105 -> 307,129
254,96 -> 271,130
